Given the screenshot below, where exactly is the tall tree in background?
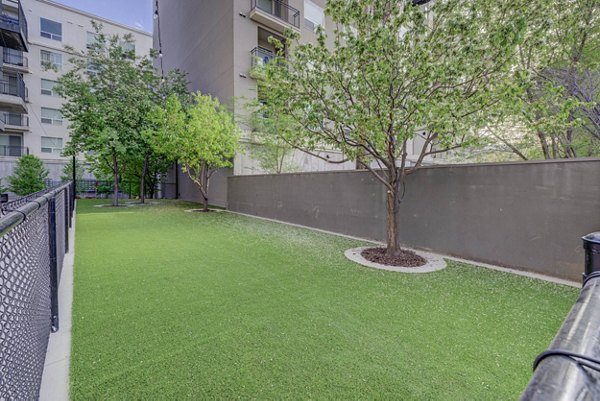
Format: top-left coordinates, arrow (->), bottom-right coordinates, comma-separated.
258,0 -> 532,257
58,23 -> 160,206
132,69 -> 192,203
503,0 -> 600,159
150,94 -> 239,211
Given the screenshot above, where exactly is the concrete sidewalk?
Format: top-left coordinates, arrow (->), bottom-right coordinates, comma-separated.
39,209 -> 76,401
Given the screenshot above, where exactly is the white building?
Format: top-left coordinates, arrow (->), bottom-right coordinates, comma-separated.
0,0 -> 152,180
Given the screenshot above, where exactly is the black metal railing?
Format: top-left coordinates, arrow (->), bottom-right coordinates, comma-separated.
3,47 -> 27,68
1,112 -> 28,127
0,73 -> 26,101
251,47 -> 275,68
520,233 -> 600,400
0,182 -> 73,399
251,0 -> 300,28
0,145 -> 27,156
0,0 -> 28,46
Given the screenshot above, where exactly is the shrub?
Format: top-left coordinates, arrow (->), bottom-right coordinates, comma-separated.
8,155 -> 49,196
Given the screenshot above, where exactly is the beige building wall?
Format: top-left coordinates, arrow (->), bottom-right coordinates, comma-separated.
0,0 -> 152,180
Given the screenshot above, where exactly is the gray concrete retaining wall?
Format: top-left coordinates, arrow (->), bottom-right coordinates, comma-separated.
227,159 -> 600,282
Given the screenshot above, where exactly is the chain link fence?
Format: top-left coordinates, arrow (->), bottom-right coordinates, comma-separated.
0,182 -> 74,399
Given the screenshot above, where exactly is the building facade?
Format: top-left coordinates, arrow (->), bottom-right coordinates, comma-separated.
155,0 -> 434,176
0,0 -> 152,180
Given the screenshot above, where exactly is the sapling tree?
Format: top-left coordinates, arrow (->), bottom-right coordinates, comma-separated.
259,0 -> 531,256
247,100 -> 299,174
151,94 -> 239,211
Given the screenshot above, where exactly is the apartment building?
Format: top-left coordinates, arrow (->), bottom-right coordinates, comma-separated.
0,0 -> 152,180
155,0 -> 435,176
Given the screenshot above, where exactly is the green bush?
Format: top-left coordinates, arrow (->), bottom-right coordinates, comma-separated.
8,155 -> 49,196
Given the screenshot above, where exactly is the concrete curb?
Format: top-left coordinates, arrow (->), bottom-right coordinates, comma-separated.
226,210 -> 579,288
345,247 -> 447,273
39,205 -> 75,401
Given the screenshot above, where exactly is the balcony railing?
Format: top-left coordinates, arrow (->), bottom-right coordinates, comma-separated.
0,73 -> 26,102
1,112 -> 28,127
250,0 -> 300,29
3,47 -> 27,68
0,0 -> 28,51
0,145 -> 27,157
251,47 -> 275,68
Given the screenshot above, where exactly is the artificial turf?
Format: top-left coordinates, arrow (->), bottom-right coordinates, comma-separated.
70,200 -> 578,400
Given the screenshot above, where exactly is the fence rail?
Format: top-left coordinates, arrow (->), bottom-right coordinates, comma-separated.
521,233 -> 600,399
0,181 -> 73,399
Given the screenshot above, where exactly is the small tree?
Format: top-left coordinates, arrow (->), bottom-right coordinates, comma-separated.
259,0 -> 531,256
8,155 -> 49,196
247,101 -> 298,174
151,94 -> 239,211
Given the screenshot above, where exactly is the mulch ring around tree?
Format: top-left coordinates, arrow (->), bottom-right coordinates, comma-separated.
344,246 -> 447,274
361,247 -> 427,267
184,208 -> 224,213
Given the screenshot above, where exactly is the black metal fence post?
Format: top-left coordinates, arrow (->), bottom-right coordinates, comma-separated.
48,196 -> 59,333
64,189 -> 69,253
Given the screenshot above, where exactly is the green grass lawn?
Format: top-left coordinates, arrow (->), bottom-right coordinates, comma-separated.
71,200 -> 577,400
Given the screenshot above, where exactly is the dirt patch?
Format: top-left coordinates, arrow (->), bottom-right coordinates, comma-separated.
361,247 -> 427,268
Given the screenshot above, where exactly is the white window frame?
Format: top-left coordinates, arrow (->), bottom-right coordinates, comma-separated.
304,0 -> 324,32
41,79 -> 58,96
40,18 -> 62,41
41,107 -> 63,126
87,31 -> 99,49
40,50 -> 62,71
40,136 -> 63,154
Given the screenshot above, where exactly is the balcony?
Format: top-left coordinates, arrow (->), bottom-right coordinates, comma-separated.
251,47 -> 275,67
250,0 -> 300,33
2,47 -> 28,72
0,144 -> 27,157
0,112 -> 28,131
0,73 -> 27,112
0,0 -> 28,52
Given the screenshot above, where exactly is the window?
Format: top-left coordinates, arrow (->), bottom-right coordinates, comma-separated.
121,41 -> 135,53
41,108 -> 63,126
86,59 -> 101,76
41,136 -> 63,154
0,134 -> 22,157
41,79 -> 58,96
86,31 -> 99,49
40,18 -> 62,41
304,0 -> 324,32
41,50 -> 62,71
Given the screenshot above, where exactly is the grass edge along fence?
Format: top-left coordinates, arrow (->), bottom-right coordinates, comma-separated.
0,182 -> 74,399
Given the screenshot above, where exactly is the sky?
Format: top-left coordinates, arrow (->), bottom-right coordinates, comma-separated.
53,0 -> 153,33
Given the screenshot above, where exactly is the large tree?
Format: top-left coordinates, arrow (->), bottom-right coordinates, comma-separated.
58,24 -> 159,206
258,0 -> 532,256
151,94 -> 239,211
502,0 -> 600,159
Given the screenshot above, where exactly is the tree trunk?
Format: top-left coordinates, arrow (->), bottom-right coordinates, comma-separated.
201,162 -> 209,212
536,131 -> 551,159
385,181 -> 401,257
112,155 -> 119,207
140,155 -> 149,204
